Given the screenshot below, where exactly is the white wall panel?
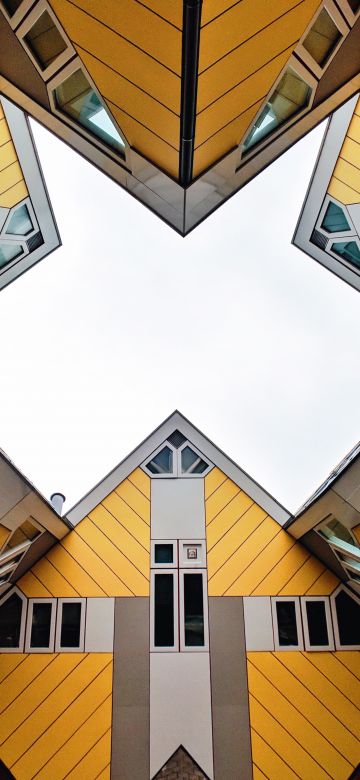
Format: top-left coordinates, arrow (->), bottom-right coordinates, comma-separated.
85,597 -> 115,652
243,596 -> 274,650
151,479 -> 205,538
150,652 -> 213,778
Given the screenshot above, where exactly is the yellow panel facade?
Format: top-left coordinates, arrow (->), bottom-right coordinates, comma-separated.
248,651 -> 360,779
0,106 -> 28,208
18,468 -> 151,597
49,0 -> 181,177
205,471 -> 339,596
0,653 -> 112,780
327,97 -> 360,205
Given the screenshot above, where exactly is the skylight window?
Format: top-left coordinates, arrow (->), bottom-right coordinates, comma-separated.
321,201 -> 351,233
53,69 -> 125,154
331,241 -> 360,268
5,203 -> 33,236
0,242 -> 23,268
303,8 -> 341,67
146,446 -> 173,474
243,68 -> 312,152
181,445 -> 208,474
24,10 -> 67,70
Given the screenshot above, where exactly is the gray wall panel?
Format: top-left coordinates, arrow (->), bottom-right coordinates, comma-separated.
151,479 -> 205,538
111,597 -> 149,780
209,597 -> 253,780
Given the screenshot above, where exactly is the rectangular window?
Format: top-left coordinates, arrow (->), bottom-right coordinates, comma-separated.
151,540 -> 177,568
55,598 -> 85,651
0,590 -> 26,652
272,597 -> 303,650
25,599 -> 56,652
151,571 -> 178,651
180,569 -> 208,651
301,597 -> 334,651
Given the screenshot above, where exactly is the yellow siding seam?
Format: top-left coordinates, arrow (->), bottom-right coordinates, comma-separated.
301,652 -> 360,712
127,468 -> 151,499
64,727 -> 111,780
89,505 -> 150,579
114,480 -> 150,524
96,502 -> 150,553
249,694 -> 333,780
0,654 -> 58,719
247,658 -> 352,778
252,763 -> 270,780
75,522 -> 137,596
204,467 -> 228,499
47,543 -> 107,597
61,531 -> 133,596
207,505 -> 265,577
251,542 -> 309,596
335,653 -> 360,681
81,517 -> 149,591
224,527 -> 289,596
206,494 -> 256,551
250,726 -> 300,780
31,693 -> 112,780
36,556 -> 81,597
0,656 -> 28,686
248,652 -> 360,765
277,554 -> 321,595
210,518 -> 278,595
0,655 -> 55,718
95,764 -> 111,780
206,479 -> 241,526
305,653 -> 360,710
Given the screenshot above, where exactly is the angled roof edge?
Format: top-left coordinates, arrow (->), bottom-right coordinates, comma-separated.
292,92 -> 360,290
292,439 -> 360,520
65,410 -> 291,527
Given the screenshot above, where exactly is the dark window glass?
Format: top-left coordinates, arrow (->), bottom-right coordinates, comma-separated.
30,602 -> 52,648
154,544 -> 173,564
335,590 -> 360,645
146,446 -> 173,475
60,603 -> 81,647
331,241 -> 360,269
306,601 -> 329,646
154,574 -> 174,647
321,201 -> 350,233
302,8 -> 341,68
0,593 -> 23,648
348,0 -> 359,12
167,430 -> 186,449
24,11 -> 67,70
276,601 -> 298,646
2,0 -> 22,16
184,573 -> 204,647
181,446 -> 208,474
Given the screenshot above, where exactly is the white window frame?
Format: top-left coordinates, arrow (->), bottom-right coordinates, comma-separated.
0,0 -> 35,29
48,59 -> 128,162
150,569 -> 179,652
330,585 -> 360,650
179,568 -> 209,652
0,586 -> 27,653
315,195 -> 356,241
142,440 -> 212,479
151,540 -> 178,569
25,597 -> 56,652
143,442 -> 176,479
2,198 -> 39,241
297,0 -> 349,79
179,539 -> 206,569
16,0 -> 75,82
300,596 -> 334,651
55,598 -> 86,652
178,442 -> 212,478
327,236 -> 360,272
238,56 -> 317,163
271,596 -> 304,651
337,0 -> 360,24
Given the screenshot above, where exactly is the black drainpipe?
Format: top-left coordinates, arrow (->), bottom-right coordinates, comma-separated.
179,0 -> 202,186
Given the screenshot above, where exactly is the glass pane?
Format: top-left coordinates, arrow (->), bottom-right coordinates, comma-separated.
30,602 -> 52,648
154,544 -> 173,564
0,593 -> 23,648
24,11 -> 67,70
184,573 -> 204,647
5,519 -> 41,551
5,204 -> 33,236
60,602 -> 81,647
244,69 -> 311,152
54,69 -> 125,153
306,601 -> 329,646
276,601 -> 298,645
154,574 -> 174,646
335,590 -> 360,645
348,0 -> 360,12
167,430 -> 186,449
0,242 -> 23,268
320,518 -> 357,546
2,0 -> 22,15
321,201 -> 350,233
303,9 -> 341,67
331,241 -> 360,268
181,445 -> 208,474
146,446 -> 173,474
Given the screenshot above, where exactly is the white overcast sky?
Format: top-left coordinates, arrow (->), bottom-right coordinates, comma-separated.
0,118 -> 359,514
